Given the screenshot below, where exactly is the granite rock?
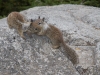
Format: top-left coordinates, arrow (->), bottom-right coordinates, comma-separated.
0,4 -> 100,75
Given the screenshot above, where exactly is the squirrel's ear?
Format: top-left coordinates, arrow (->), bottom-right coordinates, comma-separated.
38,16 -> 40,19
42,17 -> 45,22
30,22 -> 33,26
31,19 -> 33,22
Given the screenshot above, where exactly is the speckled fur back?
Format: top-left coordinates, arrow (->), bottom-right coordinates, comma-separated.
27,17 -> 79,65
7,12 -> 31,39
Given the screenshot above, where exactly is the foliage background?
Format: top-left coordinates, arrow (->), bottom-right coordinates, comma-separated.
0,0 -> 100,18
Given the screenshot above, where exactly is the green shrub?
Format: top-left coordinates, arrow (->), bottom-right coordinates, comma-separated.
84,0 -> 100,7
0,0 -> 100,18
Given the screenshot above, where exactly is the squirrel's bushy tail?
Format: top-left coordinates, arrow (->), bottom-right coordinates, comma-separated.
62,41 -> 79,65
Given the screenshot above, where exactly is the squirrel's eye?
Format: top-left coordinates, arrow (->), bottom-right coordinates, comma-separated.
38,22 -> 41,25
34,28 -> 38,30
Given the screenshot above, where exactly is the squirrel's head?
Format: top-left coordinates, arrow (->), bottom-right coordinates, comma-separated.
33,16 -> 45,25
27,16 -> 45,33
27,16 -> 47,34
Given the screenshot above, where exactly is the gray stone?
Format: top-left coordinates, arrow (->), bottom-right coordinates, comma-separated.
0,4 -> 100,75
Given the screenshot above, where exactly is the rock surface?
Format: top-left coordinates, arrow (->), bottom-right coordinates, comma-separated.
0,4 -> 100,75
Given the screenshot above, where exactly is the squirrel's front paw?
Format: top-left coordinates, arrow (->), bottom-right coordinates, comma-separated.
52,45 -> 60,49
21,35 -> 26,40
38,32 -> 43,35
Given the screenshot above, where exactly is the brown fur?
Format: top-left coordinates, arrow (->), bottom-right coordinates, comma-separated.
27,17 -> 79,65
7,11 -> 31,39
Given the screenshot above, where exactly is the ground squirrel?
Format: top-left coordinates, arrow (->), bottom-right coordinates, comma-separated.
7,11 -> 31,39
27,16 -> 79,65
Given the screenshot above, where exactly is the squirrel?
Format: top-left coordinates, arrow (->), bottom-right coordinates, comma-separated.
7,11 -> 31,39
27,16 -> 79,65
